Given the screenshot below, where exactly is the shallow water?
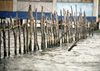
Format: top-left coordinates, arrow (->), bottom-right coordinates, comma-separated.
0,29 -> 100,71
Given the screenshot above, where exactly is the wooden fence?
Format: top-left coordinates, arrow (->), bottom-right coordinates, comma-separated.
0,3 -> 96,59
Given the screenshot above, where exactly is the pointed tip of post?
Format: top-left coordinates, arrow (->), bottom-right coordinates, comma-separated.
30,2 -> 31,5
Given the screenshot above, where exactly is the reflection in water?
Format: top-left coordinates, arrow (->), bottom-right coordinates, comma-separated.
0,29 -> 100,71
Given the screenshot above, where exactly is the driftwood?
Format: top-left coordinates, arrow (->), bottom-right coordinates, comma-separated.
68,39 -> 80,51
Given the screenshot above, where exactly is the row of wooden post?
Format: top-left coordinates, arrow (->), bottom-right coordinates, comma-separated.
0,3 -> 95,59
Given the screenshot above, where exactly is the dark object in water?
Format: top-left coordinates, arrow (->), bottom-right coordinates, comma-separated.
68,39 -> 79,51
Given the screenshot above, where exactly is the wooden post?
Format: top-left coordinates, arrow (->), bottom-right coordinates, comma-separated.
43,14 -> 46,49
3,21 -> 7,58
63,9 -> 67,43
18,19 -> 21,54
0,23 -> 1,59
66,10 -> 69,43
75,5 -> 79,40
50,12 -> 53,47
29,3 -> 33,52
8,21 -> 10,56
15,13 -> 18,55
68,12 -> 71,43
46,17 -> 49,48
91,19 -> 94,36
34,8 -> 37,52
83,11 -> 86,39
70,13 -> 73,42
60,9 -> 64,43
25,3 -> 31,53
23,24 -> 26,53
56,13 -> 59,46
10,16 -> 17,55
54,21 -> 56,46
26,18 -> 29,53
80,9 -> 83,39
41,6 -> 43,50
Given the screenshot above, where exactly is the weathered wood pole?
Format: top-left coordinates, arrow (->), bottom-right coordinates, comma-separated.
83,11 -> 86,39
26,3 -> 31,53
80,10 -> 83,39
60,9 -> 64,43
70,13 -> 73,42
53,21 -> 56,46
56,13 -> 60,46
8,21 -> 10,56
29,3 -> 33,52
55,12 -> 58,46
0,23 -> 1,59
50,12 -> 53,47
63,9 -> 67,43
18,19 -> 21,54
46,17 -> 49,48
34,8 -> 37,52
91,19 -> 94,36
43,14 -> 46,49
10,16 -> 17,55
66,10 -> 69,43
26,19 -> 29,53
41,6 -> 43,49
75,5 -> 79,40
3,21 -> 7,58
23,24 -> 26,53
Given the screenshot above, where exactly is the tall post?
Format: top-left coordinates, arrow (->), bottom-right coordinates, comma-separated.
50,12 -> 53,47
0,23 -> 1,59
46,17 -> 49,48
29,3 -> 33,52
8,21 -> 10,56
18,19 -> 21,54
34,8 -> 37,52
10,16 -> 17,55
3,21 -> 7,58
26,18 -> 29,53
60,9 -> 64,43
63,9 -> 67,43
43,14 -> 46,50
